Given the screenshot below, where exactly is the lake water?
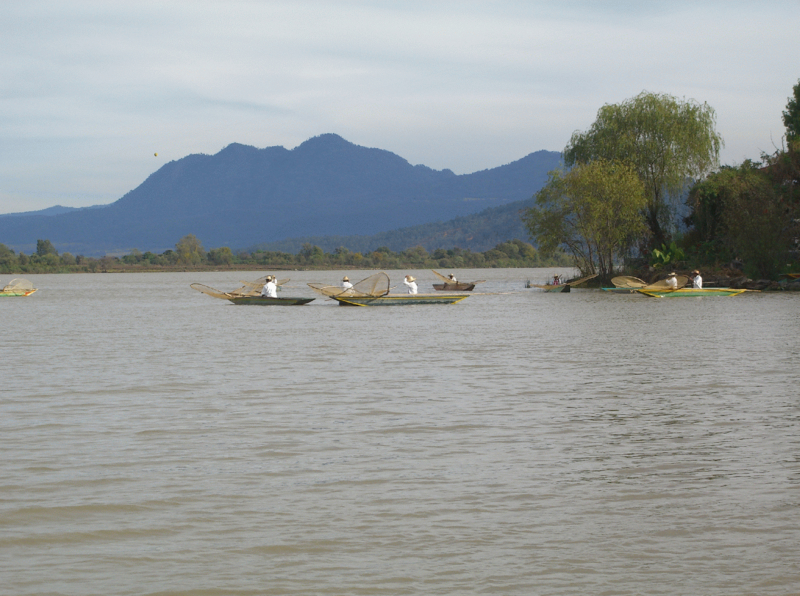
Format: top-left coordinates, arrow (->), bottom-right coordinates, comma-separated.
2,269 -> 799,595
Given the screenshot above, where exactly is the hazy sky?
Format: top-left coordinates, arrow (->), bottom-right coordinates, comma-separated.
2,1 -> 798,214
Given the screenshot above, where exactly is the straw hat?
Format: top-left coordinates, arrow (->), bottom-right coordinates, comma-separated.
448,274 -> 455,279
692,270 -> 700,275
406,275 -> 416,282
668,272 -> 676,277
342,276 -> 349,282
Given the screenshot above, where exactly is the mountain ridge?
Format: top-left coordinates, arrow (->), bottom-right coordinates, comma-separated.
0,134 -> 560,256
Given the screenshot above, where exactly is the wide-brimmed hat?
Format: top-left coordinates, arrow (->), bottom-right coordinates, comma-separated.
692,270 -> 700,275
448,274 -> 455,278
668,272 -> 676,277
406,275 -> 416,282
342,276 -> 349,281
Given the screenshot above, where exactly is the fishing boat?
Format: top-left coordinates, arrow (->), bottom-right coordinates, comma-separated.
602,274 -> 689,294
637,287 -> 747,298
531,273 -> 598,293
1,279 -> 37,297
430,270 -> 484,291
309,272 -> 469,306
191,276 -> 313,305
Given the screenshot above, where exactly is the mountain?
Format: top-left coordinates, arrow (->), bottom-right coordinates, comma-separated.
246,196 -> 537,254
0,134 -> 560,256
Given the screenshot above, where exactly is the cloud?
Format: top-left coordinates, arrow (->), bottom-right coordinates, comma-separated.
1,0 -> 799,212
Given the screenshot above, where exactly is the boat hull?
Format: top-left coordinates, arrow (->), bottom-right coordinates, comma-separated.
227,296 -> 315,305
332,294 -> 469,306
637,288 -> 746,298
0,289 -> 37,297
432,282 -> 475,292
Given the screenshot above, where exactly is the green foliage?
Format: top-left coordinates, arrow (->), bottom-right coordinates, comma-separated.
564,91 -> 723,248
685,161 -> 798,278
650,241 -> 685,269
0,237 -> 569,274
783,78 -> 800,142
523,160 -> 647,280
175,234 -> 205,266
36,239 -> 58,257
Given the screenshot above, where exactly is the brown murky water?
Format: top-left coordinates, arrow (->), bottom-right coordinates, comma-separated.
2,269 -> 799,595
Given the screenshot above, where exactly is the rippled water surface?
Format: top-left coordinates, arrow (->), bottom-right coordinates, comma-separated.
2,269 -> 799,595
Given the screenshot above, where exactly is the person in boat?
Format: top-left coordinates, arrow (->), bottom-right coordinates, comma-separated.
261,275 -> 278,298
552,275 -> 560,286
448,273 -> 458,283
342,276 -> 353,290
692,270 -> 703,289
665,272 -> 678,289
403,275 -> 418,294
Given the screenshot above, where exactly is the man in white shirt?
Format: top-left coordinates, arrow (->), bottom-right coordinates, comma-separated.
692,270 -> 703,289
342,276 -> 353,290
403,275 -> 418,294
261,275 -> 278,298
665,272 -> 678,289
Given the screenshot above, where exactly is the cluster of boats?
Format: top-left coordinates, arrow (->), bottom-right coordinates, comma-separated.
191,271 -> 483,306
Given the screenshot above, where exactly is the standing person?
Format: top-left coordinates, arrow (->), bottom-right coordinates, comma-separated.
261,275 -> 278,298
552,275 -> 560,286
665,272 -> 678,289
692,270 -> 703,289
342,276 -> 353,290
403,275 -> 418,294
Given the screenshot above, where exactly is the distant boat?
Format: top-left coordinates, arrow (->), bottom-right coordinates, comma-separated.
191,276 -> 314,305
637,288 -> 747,298
430,270 -> 484,292
309,272 -> 469,306
1,278 -> 37,297
531,273 -> 598,293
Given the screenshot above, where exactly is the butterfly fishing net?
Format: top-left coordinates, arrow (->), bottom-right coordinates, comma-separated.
308,272 -> 390,297
2,278 -> 34,292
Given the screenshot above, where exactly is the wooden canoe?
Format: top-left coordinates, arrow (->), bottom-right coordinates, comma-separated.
0,288 -> 37,297
432,282 -> 476,291
227,296 -> 315,305
532,273 -> 598,292
331,293 -> 469,306
637,288 -> 747,298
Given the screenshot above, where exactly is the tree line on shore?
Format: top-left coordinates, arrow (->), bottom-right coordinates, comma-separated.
523,84 -> 800,282
0,237 -> 571,274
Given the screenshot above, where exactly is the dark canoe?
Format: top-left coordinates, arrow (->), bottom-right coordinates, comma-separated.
227,296 -> 315,305
332,294 -> 469,306
432,282 -> 476,292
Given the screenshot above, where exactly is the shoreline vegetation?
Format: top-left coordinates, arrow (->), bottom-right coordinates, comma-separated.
0,238 -> 572,275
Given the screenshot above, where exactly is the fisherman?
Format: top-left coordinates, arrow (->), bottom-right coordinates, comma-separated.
665,272 -> 678,289
692,270 -> 703,289
261,275 -> 278,298
448,273 -> 458,283
403,275 -> 418,294
342,276 -> 353,290
553,275 -> 560,286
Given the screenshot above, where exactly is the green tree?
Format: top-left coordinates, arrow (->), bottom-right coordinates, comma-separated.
564,91 -> 723,248
208,246 -> 234,265
0,243 -> 16,266
523,160 -> 647,280
783,78 -> 800,142
175,234 -> 205,266
36,239 -> 58,256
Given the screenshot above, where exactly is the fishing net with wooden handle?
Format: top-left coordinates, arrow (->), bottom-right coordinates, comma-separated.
308,272 -> 390,297
3,278 -> 35,292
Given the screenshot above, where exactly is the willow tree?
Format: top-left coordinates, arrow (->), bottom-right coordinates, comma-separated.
564,91 -> 723,248
522,159 -> 647,281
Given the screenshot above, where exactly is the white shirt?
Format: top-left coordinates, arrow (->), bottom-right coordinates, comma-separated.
342,281 -> 353,290
693,275 -> 702,289
403,279 -> 418,294
666,276 -> 678,289
262,280 -> 277,298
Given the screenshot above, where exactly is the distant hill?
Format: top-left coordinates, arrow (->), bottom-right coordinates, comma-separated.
246,196 -> 537,254
0,134 -> 560,256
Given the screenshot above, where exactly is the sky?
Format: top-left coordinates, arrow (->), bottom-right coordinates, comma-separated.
1,1 -> 799,214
